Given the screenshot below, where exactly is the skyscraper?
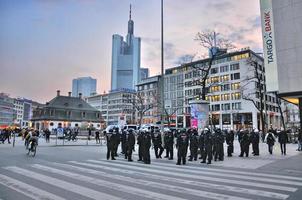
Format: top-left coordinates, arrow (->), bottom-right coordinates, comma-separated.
72,77 -> 97,97
111,5 -> 141,90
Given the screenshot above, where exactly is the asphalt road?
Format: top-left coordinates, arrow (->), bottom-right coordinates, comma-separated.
0,137 -> 301,200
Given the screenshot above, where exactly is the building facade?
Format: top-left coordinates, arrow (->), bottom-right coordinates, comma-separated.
136,75 -> 161,124
111,6 -> 141,90
14,98 -> 32,128
72,77 -> 97,98
32,91 -> 101,130
0,93 -> 16,129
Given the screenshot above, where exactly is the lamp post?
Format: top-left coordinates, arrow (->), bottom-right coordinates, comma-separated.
160,0 -> 165,131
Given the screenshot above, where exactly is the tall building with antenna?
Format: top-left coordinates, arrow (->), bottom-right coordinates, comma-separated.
111,5 -> 141,90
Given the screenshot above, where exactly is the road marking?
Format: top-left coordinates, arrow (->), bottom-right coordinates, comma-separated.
4,166 -> 122,200
109,160 -> 302,186
67,161 -> 289,200
87,160 -> 298,192
0,173 -> 66,200
154,161 -> 302,181
31,164 -> 188,200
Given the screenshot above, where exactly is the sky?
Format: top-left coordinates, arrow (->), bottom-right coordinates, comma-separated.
0,0 -> 263,103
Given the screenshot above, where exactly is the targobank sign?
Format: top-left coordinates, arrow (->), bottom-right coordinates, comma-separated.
260,0 -> 279,92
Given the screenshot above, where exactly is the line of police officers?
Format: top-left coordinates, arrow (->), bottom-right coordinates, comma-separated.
104,127 -> 285,165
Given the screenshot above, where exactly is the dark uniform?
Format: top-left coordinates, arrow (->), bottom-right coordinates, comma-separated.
239,130 -> 251,157
201,129 -> 213,164
251,130 -> 260,156
266,132 -> 275,154
164,131 -> 174,160
152,130 -> 164,159
226,130 -> 234,157
213,129 -> 224,161
106,129 -> 115,160
199,130 -> 205,159
142,131 -> 151,164
137,131 -> 143,161
176,130 -> 189,165
121,130 -> 126,154
189,129 -> 199,161
278,130 -> 288,155
95,129 -> 100,144
112,128 -> 120,157
125,129 -> 135,161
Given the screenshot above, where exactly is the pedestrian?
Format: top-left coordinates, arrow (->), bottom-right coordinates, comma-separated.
87,127 -> 92,141
188,129 -> 198,161
297,130 -> 302,151
125,129 -> 135,162
152,129 -> 164,159
137,130 -> 143,161
121,129 -> 126,154
226,129 -> 234,157
44,128 -> 51,143
265,131 -> 276,154
239,130 -> 250,157
201,128 -> 213,164
106,129 -> 115,160
251,129 -> 260,156
278,128 -> 288,155
142,130 -> 151,164
176,129 -> 189,165
95,129 -> 100,144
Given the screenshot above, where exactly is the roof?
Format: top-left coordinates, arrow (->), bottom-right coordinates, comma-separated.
46,95 -> 98,111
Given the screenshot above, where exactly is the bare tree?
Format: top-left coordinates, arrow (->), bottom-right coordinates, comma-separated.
127,91 -> 157,128
240,57 -> 266,132
274,93 -> 286,129
192,30 -> 235,100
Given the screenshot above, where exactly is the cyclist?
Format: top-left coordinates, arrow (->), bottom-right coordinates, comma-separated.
25,129 -> 38,150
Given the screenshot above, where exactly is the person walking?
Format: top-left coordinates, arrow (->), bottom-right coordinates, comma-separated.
265,131 -> 276,155
251,129 -> 260,156
95,129 -> 100,144
106,129 -> 115,160
125,129 -> 135,162
278,128 -> 288,155
239,130 -> 251,157
142,130 -> 151,164
188,129 -> 198,161
165,130 -> 174,160
152,130 -> 164,159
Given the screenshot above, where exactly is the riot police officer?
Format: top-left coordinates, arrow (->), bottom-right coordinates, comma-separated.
142,130 -> 151,164
189,129 -> 199,161
137,131 -> 143,161
164,130 -> 174,160
106,129 -> 115,160
125,129 -> 135,161
199,130 -> 205,159
201,128 -> 213,164
239,130 -> 251,157
251,129 -> 260,156
226,129 -> 234,157
152,130 -> 164,159
112,127 -> 120,157
214,129 -> 224,161
176,129 -> 189,165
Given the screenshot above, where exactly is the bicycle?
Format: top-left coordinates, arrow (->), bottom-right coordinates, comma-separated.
27,140 -> 37,157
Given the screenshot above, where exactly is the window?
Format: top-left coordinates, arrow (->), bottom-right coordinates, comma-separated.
221,84 -> 230,91
211,95 -> 220,102
230,63 -> 240,70
211,104 -> 220,111
231,82 -> 240,90
231,92 -> 241,100
211,86 -> 220,92
222,103 -> 230,111
211,68 -> 218,74
211,76 -> 220,83
220,75 -> 229,82
82,112 -> 86,118
231,73 -> 240,80
220,65 -> 229,73
232,102 -> 241,110
221,94 -> 230,101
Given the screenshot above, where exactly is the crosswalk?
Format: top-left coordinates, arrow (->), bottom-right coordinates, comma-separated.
0,158 -> 302,200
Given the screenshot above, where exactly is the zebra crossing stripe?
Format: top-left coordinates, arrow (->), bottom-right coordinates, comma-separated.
4,166 -> 122,200
108,159 -> 302,186
87,160 -> 298,192
0,174 -> 66,200
153,161 -> 302,181
30,164 -> 188,200
67,161 -> 289,200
